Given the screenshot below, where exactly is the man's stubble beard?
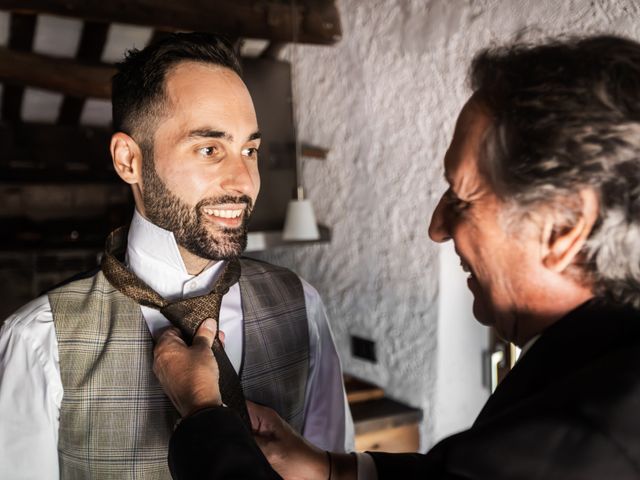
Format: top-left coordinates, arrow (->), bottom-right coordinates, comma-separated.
140,147 -> 253,261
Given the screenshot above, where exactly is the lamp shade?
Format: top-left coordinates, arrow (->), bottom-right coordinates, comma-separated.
283,199 -> 320,241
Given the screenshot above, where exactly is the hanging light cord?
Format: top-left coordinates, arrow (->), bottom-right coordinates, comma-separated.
290,0 -> 304,200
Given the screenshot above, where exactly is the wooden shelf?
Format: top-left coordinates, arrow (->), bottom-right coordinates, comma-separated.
245,225 -> 331,252
344,374 -> 385,404
350,397 -> 423,436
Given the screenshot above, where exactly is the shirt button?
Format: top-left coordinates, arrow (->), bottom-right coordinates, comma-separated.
187,282 -> 197,291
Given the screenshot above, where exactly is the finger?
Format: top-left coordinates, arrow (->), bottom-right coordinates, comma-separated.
247,401 -> 278,434
193,318 -> 217,349
155,326 -> 184,349
152,328 -> 183,375
219,330 -> 226,347
247,401 -> 260,430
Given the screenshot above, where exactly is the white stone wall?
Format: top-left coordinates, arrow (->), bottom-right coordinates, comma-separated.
256,0 -> 640,448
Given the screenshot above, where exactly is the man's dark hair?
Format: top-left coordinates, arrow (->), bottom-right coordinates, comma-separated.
470,35 -> 640,308
112,32 -> 241,142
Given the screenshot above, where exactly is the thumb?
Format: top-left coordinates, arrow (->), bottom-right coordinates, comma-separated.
247,401 -> 280,436
193,318 -> 217,349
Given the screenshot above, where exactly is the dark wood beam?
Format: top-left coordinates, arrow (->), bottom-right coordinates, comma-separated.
2,13 -> 36,122
0,0 -> 342,45
8,11 -> 36,51
58,21 -> 110,125
148,29 -> 173,47
0,46 -> 114,99
0,122 -> 115,183
260,42 -> 286,59
75,21 -> 110,62
57,95 -> 85,125
2,85 -> 26,123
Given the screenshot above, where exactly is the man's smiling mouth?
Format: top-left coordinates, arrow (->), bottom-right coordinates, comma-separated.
203,207 -> 243,219
460,258 -> 475,279
201,204 -> 246,227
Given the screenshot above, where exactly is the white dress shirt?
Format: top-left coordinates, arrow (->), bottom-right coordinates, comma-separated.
0,211 -> 354,480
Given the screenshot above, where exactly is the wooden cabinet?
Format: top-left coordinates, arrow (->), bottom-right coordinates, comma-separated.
345,375 -> 423,453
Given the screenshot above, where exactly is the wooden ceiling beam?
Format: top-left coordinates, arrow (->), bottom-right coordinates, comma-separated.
57,20 -> 110,125
0,46 -> 114,99
2,13 -> 37,122
260,42 -> 286,59
148,29 -> 173,47
0,122 -> 114,182
75,20 -> 110,62
0,0 -> 342,45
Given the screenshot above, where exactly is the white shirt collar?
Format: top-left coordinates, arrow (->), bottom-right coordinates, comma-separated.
513,334 -> 541,365
125,210 -> 226,301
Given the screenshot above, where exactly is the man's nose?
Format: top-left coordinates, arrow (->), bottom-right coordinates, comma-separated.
220,154 -> 256,196
428,195 -> 451,243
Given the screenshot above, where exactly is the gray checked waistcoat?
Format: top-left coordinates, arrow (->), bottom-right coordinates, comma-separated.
49,257 -> 309,480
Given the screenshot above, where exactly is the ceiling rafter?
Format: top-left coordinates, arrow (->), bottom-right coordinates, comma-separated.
0,46 -> 114,99
0,0 -> 342,45
2,12 -> 37,122
57,20 -> 110,125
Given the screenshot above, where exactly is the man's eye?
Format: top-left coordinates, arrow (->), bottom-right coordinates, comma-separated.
199,146 -> 217,157
242,147 -> 259,158
445,189 -> 470,213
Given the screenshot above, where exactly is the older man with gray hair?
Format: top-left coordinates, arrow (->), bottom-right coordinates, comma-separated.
154,35 -> 640,479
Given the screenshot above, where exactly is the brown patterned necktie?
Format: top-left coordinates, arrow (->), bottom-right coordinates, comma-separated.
100,227 -> 250,427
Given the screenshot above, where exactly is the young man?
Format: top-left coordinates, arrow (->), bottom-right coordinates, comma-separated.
0,33 -> 352,479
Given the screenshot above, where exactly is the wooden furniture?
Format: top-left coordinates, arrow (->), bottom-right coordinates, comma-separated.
345,375 -> 423,453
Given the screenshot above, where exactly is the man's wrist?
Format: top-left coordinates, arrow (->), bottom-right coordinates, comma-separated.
183,399 -> 224,418
328,452 -> 357,480
303,448 -> 356,480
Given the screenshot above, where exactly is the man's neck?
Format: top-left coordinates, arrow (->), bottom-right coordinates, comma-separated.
177,245 -> 213,275
514,288 -> 595,347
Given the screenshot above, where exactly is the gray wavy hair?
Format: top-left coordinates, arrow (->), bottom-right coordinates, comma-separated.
471,35 -> 640,308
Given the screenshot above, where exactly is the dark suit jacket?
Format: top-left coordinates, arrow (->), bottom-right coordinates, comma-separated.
169,299 -> 640,479
168,407 -> 282,480
370,299 -> 640,478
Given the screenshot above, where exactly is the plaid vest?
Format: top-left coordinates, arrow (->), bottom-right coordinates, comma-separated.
49,258 -> 309,479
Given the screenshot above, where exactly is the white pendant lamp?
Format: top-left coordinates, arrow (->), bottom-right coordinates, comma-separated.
283,187 -> 320,240
282,0 -> 320,241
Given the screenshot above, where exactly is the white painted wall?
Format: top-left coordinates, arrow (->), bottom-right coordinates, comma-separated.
255,0 -> 640,448
433,242 -> 489,443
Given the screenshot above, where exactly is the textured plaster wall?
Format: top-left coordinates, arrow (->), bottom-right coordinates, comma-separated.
255,0 -> 640,448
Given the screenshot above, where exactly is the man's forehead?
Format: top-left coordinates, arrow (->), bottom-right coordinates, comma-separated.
163,61 -> 251,110
165,60 -> 236,86
157,61 -> 258,140
444,98 -> 493,182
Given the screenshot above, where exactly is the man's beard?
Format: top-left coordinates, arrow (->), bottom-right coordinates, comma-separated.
140,154 -> 253,261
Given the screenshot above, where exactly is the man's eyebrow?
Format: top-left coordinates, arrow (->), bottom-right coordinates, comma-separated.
248,131 -> 262,141
188,129 -> 232,141
186,129 -> 262,142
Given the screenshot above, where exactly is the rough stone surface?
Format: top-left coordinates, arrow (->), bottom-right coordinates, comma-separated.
253,0 -> 640,448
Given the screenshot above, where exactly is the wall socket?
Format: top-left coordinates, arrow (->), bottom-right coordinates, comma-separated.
351,335 -> 377,363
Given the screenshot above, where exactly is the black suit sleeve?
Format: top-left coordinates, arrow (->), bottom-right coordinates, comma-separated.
367,406 -> 640,480
168,407 -> 282,480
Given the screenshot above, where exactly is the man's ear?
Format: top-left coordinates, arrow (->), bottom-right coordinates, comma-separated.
541,188 -> 599,272
110,132 -> 143,185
